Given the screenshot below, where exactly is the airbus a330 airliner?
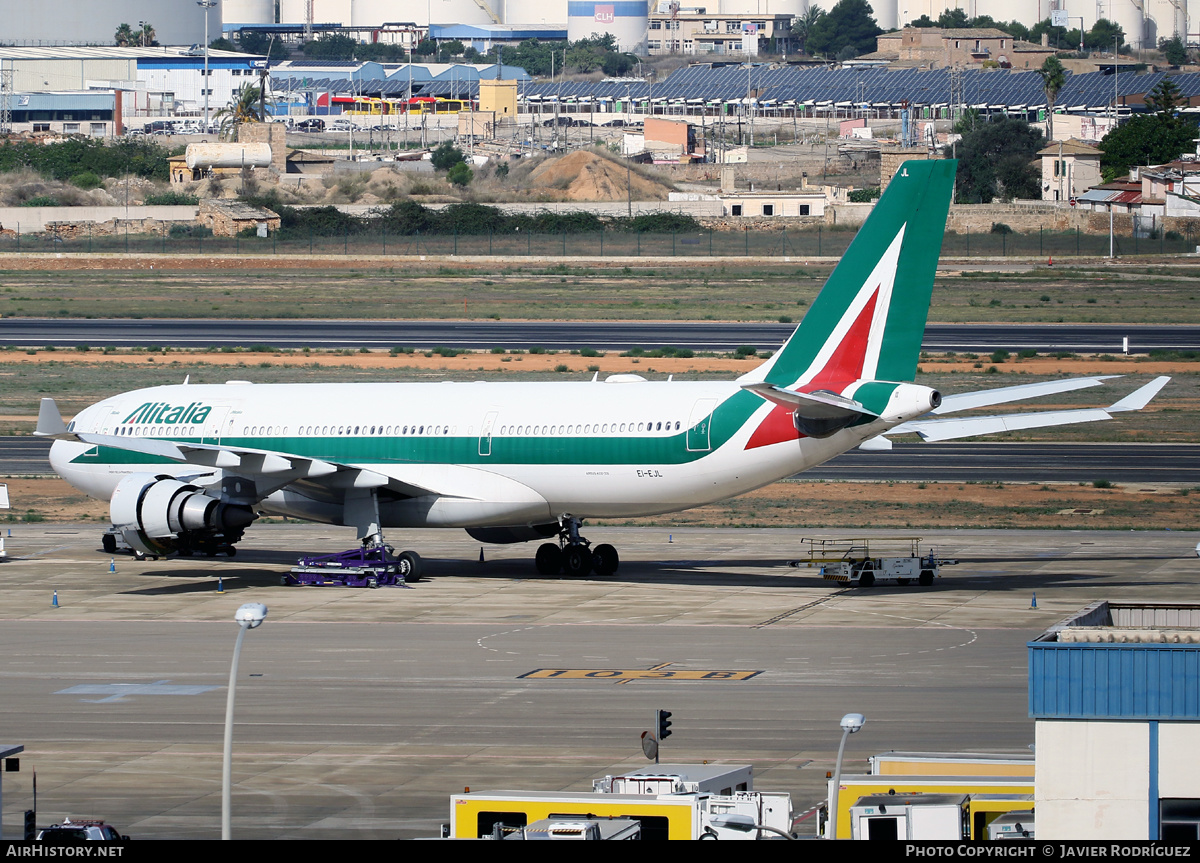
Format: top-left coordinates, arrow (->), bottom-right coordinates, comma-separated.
37,160 -> 1168,579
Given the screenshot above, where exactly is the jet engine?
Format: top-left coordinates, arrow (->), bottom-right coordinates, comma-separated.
465,523 -> 559,545
109,472 -> 256,556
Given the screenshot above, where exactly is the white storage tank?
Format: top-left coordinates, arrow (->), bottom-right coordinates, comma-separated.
186,142 -> 273,171
222,0 -> 275,28
279,0 -> 352,26
1143,0 -> 1186,46
567,0 -> 649,52
717,0 -> 805,14
504,0 -> 568,25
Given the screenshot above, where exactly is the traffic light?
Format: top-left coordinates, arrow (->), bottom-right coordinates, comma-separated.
657,709 -> 673,741
24,810 -> 36,841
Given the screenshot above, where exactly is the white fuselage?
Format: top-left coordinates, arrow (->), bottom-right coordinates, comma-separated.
51,376 -> 934,531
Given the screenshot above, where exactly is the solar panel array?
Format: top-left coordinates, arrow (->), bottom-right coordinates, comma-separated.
272,65 -> 1200,113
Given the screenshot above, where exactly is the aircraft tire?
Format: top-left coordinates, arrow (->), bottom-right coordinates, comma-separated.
563,543 -> 592,578
535,543 -> 562,576
592,544 -> 619,575
102,533 -> 117,554
919,569 -> 935,586
396,550 -> 422,582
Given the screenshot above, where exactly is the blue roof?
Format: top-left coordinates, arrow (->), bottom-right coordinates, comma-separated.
1029,602 -> 1200,720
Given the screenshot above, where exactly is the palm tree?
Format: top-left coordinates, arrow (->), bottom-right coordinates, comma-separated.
1039,56 -> 1066,143
215,83 -> 268,139
114,23 -> 135,47
790,6 -> 823,56
139,23 -> 158,47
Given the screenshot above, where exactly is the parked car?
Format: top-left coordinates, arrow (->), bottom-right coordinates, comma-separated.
328,118 -> 354,132
37,819 -> 129,842
542,116 -> 576,127
295,118 -> 325,132
144,120 -> 175,135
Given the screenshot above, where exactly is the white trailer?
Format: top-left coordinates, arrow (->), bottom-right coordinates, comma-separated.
790,537 -> 955,588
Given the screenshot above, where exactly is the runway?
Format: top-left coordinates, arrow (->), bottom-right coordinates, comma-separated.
3,437 -> 1198,483
0,319 -> 1197,353
0,523 -> 1194,839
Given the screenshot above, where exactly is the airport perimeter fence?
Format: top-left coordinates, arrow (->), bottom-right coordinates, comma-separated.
0,224 -> 1194,259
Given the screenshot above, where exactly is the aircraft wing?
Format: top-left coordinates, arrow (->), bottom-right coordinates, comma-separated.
880,376 -> 1170,444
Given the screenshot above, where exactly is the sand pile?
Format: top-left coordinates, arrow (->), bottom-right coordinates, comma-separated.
525,150 -> 672,202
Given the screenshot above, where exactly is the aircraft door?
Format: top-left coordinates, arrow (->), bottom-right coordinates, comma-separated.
479,410 -> 499,457
686,398 -> 717,452
201,406 -> 229,445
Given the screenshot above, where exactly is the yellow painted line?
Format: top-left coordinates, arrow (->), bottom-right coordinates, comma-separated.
518,668 -> 763,680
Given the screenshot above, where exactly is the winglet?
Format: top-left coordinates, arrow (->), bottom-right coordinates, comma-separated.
1109,376 -> 1170,412
35,398 -> 70,438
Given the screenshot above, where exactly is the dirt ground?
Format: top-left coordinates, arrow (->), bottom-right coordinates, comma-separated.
525,150 -> 673,201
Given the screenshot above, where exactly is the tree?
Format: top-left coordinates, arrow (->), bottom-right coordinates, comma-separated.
1084,18 -> 1124,52
138,23 -> 158,47
1039,56 -> 1066,142
806,0 -> 882,59
1161,34 -> 1188,66
239,29 -> 290,61
114,23 -> 135,47
215,83 -> 267,139
1100,79 -> 1200,180
789,6 -> 824,55
947,115 -> 1045,203
447,162 -> 473,187
1146,77 -> 1185,116
936,8 -> 969,28
209,37 -> 236,52
302,34 -> 357,60
431,141 -> 465,171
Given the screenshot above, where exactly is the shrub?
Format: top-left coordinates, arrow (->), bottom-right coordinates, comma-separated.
990,222 -> 1013,234
447,162 -> 473,187
69,171 -> 102,189
144,191 -> 199,205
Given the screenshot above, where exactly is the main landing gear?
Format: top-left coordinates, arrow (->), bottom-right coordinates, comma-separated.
534,517 -> 620,578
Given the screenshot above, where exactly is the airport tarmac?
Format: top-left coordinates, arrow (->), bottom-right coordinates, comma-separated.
0,523 -> 1196,840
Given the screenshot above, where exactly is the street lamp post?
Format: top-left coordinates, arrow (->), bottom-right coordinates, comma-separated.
198,0 -> 216,134
827,712 -> 865,840
222,602 -> 268,840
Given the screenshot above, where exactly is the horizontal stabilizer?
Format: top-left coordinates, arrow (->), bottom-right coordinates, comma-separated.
740,382 -> 878,420
932,376 -> 1117,415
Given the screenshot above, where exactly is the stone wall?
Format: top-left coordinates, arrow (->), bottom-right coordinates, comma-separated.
946,203 -> 1086,234
237,122 -> 288,175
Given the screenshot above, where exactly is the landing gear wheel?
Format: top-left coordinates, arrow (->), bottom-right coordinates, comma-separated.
592,543 -> 620,576
535,542 -> 562,576
919,569 -> 935,587
563,543 -> 592,577
224,546 -> 236,558
858,571 -> 875,588
396,550 -> 422,582
102,533 -> 117,554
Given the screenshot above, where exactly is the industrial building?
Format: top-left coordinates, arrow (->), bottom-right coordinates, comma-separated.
1030,601 -> 1200,840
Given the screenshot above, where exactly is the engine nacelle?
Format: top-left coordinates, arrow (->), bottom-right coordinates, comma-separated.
465,524 -> 559,545
110,473 -> 255,556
